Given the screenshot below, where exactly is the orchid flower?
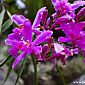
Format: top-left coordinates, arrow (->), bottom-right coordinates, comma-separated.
32,7 -> 48,29
4,0 -> 85,70
58,22 -> 85,61
5,19 -> 53,68
45,43 -> 73,68
53,43 -> 73,64
51,0 -> 85,16
58,22 -> 85,44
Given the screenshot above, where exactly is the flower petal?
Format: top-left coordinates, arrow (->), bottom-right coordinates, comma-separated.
42,9 -> 48,26
54,43 -> 64,53
8,32 -> 22,40
58,37 -> 71,42
9,47 -> 18,58
41,44 -> 49,58
22,20 -> 32,41
11,14 -> 26,26
71,1 -> 85,10
33,30 -> 53,45
51,0 -> 68,4
51,0 -> 56,4
12,51 -> 26,68
5,39 -> 18,46
74,22 -> 85,35
63,47 -> 73,57
32,7 -> 47,29
33,29 -> 41,36
71,48 -> 78,54
33,46 -> 42,55
76,7 -> 85,22
45,37 -> 54,43
76,37 -> 85,50
55,14 -> 72,24
60,23 -> 71,37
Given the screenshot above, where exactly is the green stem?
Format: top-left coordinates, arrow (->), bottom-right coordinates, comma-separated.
31,55 -> 38,85
56,64 -> 66,85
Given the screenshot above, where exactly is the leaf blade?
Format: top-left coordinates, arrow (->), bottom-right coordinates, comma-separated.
3,58 -> 14,83
0,55 -> 11,67
0,7 -> 5,33
15,58 -> 26,85
7,10 -> 12,18
1,19 -> 13,33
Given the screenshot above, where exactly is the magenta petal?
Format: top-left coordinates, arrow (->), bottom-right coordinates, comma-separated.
45,37 -> 54,43
22,20 -> 32,41
27,48 -> 32,55
33,46 -> 42,55
42,9 -> 48,25
12,51 -> 26,68
37,54 -> 43,61
32,7 -> 46,29
33,30 -> 41,36
12,28 -> 20,33
9,47 -> 18,58
46,13 -> 56,26
46,17 -> 51,26
76,38 -> 85,50
8,33 -> 22,40
51,0 -> 68,4
33,30 -> 53,45
55,14 -> 72,24
51,0 -> 56,4
63,47 -> 73,57
52,0 -> 70,15
5,39 -> 18,46
20,44 -> 32,55
72,1 -> 85,10
55,27 -> 62,30
60,23 -> 71,37
69,11 -> 75,18
74,22 -> 85,34
58,37 -> 71,42
76,7 -> 85,22
64,0 -> 68,3
41,44 -> 48,58
71,48 -> 78,54
11,14 -> 26,26
54,43 -> 64,53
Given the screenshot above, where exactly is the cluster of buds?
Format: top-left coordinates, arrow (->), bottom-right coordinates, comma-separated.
5,0 -> 85,68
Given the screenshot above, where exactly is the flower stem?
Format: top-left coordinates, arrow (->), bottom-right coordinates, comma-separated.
31,55 -> 38,85
56,64 -> 66,85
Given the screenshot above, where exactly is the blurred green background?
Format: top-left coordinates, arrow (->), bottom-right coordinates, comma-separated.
2,0 -> 54,22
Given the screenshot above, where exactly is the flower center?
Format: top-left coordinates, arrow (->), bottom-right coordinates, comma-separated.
24,40 -> 30,48
19,25 -> 23,29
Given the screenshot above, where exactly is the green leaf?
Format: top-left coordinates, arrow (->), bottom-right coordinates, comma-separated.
15,58 -> 26,85
0,7 -> 5,33
1,19 -> 13,33
7,10 -> 12,18
3,58 -> 14,84
0,55 -> 11,67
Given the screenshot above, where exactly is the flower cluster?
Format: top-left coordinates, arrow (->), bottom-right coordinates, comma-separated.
5,0 -> 85,68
